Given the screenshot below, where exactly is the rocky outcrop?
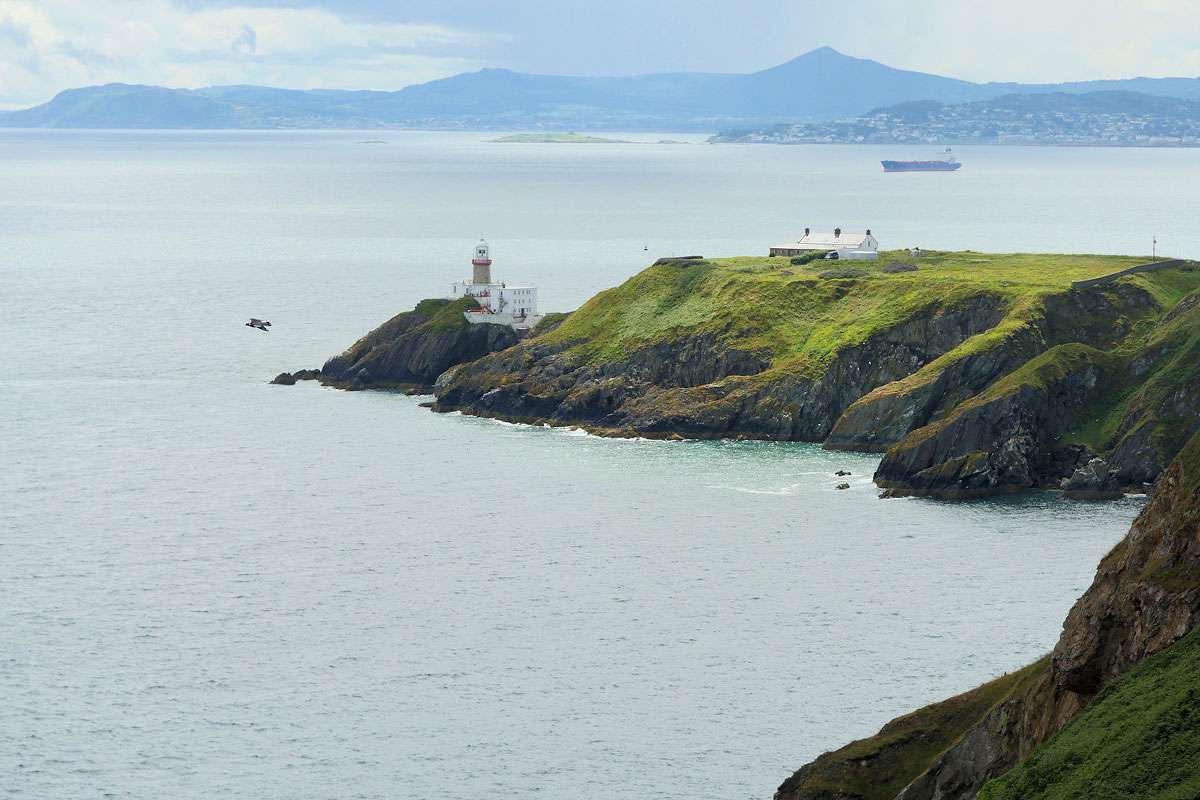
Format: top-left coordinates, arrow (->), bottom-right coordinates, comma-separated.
1051,437 -> 1200,693
271,297 -> 522,392
823,323 -> 1044,452
436,295 -> 1006,440
874,345 -> 1117,498
432,259 -> 1199,495
1060,457 -> 1123,499
776,431 -> 1200,800
320,297 -> 519,390
309,255 -> 1199,498
825,281 -> 1160,453
874,285 -> 1200,499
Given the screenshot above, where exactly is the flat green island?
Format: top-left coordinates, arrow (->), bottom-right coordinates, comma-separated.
491,132 -> 631,143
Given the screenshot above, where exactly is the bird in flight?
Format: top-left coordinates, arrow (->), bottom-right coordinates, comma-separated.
246,318 -> 272,332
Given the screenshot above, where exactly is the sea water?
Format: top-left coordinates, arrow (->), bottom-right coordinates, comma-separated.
3,130 -> 1192,799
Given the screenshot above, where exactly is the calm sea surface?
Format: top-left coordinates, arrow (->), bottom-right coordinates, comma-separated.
3,131 -> 1195,799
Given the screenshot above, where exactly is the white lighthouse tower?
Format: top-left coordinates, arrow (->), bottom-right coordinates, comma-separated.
471,239 -> 493,284
449,239 -> 542,331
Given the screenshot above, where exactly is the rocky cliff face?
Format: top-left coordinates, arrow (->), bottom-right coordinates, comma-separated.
273,297 -> 521,391
823,283 -> 1154,453
434,253 -> 1200,495
299,254 -> 1198,498
776,430 -> 1200,800
875,284 -> 1200,499
872,345 -> 1119,499
436,295 -> 1004,440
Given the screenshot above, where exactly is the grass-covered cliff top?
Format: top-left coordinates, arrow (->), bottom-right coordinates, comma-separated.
540,251 -> 1200,378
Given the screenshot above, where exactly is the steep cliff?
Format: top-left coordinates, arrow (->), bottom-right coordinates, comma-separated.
273,296 -> 521,391
775,430 -> 1200,800
876,283 -> 1200,498
434,252 -> 1200,492
976,624 -> 1200,800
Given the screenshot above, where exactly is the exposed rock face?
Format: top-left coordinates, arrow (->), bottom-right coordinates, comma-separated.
436,296 -> 1005,440
434,261 -> 1200,496
318,297 -> 520,391
874,346 -> 1112,498
776,432 -> 1200,800
823,323 -> 1044,453
873,283 -> 1200,499
1051,441 -> 1200,695
313,255 -> 1199,499
1060,457 -> 1122,499
825,282 -> 1158,454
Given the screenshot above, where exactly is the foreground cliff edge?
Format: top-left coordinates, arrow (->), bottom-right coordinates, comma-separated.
775,429 -> 1200,800
281,250 -> 1200,498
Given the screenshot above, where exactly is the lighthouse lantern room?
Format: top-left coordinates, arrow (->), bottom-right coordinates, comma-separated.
450,239 -> 542,331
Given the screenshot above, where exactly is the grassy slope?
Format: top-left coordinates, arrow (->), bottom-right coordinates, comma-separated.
777,659 -> 1049,800
542,251 -> 1189,382
978,625 -> 1200,800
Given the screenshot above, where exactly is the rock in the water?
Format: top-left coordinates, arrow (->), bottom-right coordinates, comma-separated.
270,372 -> 296,385
836,482 -> 850,490
835,470 -> 851,476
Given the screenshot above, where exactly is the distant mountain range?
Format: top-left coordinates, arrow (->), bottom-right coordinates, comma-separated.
713,90 -> 1200,146
4,47 -> 1200,131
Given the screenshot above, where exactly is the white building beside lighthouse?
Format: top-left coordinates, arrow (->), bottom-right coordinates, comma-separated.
449,240 -> 542,330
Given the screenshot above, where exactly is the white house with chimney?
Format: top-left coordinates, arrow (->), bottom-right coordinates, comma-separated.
770,227 -> 879,260
449,240 -> 542,330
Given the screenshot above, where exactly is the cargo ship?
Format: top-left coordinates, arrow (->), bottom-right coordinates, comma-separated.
881,147 -> 961,172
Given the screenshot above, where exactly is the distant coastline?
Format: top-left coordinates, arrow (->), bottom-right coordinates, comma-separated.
712,91 -> 1200,147
8,48 -> 1200,133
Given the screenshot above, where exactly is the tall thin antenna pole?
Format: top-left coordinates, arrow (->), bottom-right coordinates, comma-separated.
1153,235 -> 1157,259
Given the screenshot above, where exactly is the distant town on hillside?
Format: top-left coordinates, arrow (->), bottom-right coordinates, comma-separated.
712,90 -> 1200,146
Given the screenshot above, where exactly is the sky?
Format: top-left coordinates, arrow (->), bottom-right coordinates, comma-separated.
1,0 -> 1199,108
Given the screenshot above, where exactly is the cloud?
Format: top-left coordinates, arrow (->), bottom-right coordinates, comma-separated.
2,0 -> 1199,110
813,0 -> 1200,84
0,0 -> 501,107
230,24 -> 256,57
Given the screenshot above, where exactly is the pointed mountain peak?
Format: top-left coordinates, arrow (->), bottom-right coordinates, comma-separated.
793,46 -> 856,62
